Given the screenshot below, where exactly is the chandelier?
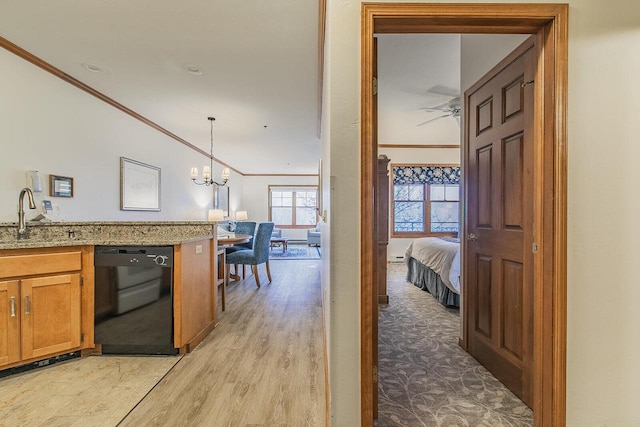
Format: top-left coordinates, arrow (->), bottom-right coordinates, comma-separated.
190,117 -> 230,186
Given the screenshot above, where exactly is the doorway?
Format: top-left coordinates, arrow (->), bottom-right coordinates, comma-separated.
360,4 -> 568,427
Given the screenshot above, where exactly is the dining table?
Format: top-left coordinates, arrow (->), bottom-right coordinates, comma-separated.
217,234 -> 252,246
217,233 -> 252,281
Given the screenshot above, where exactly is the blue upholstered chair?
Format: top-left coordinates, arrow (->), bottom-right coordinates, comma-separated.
225,221 -> 256,254
226,222 -> 275,288
223,221 -> 256,280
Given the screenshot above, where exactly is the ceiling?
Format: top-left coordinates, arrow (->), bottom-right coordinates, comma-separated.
0,0 -> 321,175
377,34 -> 462,147
0,5 -> 465,175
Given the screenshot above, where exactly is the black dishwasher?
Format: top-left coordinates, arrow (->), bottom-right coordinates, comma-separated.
94,246 -> 177,355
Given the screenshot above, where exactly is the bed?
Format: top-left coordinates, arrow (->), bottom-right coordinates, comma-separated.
404,237 -> 461,307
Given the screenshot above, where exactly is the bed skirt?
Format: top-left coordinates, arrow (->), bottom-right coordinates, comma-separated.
406,257 -> 460,308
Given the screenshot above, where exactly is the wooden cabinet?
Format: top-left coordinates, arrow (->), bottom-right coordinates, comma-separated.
0,247 -> 91,370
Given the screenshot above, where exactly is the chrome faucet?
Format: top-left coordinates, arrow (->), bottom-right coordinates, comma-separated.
18,187 -> 36,239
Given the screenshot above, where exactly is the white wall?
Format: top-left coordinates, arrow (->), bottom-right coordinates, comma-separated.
378,147 -> 461,260
325,0 -> 361,424
0,48 -> 234,223
326,1 -> 640,426
241,175 -> 319,240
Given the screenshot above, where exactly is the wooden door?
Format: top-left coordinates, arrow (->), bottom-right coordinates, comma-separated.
0,280 -> 21,367
21,274 -> 81,360
465,38 -> 536,407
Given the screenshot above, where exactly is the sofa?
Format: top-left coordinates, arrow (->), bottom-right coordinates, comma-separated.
307,224 -> 321,247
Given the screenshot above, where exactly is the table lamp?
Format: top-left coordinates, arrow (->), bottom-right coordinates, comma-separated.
208,209 -> 225,222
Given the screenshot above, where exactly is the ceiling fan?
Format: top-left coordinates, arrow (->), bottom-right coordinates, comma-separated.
417,85 -> 461,127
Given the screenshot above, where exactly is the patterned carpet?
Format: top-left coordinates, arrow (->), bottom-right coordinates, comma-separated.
377,263 -> 533,427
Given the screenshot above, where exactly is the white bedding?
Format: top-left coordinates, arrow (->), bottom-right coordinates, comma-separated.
404,237 -> 461,294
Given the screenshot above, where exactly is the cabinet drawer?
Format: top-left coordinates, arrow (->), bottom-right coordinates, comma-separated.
0,251 -> 82,279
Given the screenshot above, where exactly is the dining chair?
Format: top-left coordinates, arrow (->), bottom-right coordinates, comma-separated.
225,222 -> 274,288
226,221 -> 256,253
224,221 -> 256,279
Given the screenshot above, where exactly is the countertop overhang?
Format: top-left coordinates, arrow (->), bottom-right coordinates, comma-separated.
0,221 -> 217,250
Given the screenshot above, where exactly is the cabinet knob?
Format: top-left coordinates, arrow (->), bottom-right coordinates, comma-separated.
467,233 -> 477,241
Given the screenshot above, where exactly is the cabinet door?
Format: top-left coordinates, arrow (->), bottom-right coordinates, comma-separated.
0,280 -> 21,367
21,274 -> 81,360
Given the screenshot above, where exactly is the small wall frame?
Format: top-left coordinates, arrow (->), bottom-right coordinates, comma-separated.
49,174 -> 74,197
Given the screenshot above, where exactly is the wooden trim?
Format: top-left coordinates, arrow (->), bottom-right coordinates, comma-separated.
268,184 -> 321,189
360,5 -> 376,425
0,35 -> 244,176
243,173 -> 319,177
552,8 -> 569,424
80,246 -> 95,350
184,320 -> 218,353
361,4 -> 568,427
318,0 -> 327,139
379,144 -> 461,149
173,244 -> 183,350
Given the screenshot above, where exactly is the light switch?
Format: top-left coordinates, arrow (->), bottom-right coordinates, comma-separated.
195,245 -> 203,254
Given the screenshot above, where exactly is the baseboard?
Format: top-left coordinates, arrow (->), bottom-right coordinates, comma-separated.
0,351 -> 81,379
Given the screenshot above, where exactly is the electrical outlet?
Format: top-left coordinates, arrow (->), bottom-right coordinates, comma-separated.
195,245 -> 203,254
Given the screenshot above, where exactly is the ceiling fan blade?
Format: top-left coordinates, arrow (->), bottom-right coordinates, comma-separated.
419,101 -> 451,111
416,113 -> 453,127
427,85 -> 460,98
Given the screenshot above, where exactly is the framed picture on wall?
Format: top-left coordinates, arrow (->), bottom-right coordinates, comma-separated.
120,157 -> 161,211
49,174 -> 74,197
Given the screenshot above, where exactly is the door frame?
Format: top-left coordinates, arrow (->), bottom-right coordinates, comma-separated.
360,3 -> 568,427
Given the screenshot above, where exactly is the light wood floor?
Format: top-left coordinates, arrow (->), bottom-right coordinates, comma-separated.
0,259 -> 326,427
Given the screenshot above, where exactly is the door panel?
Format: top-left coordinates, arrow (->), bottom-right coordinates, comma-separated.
475,255 -> 493,337
477,98 -> 494,134
465,38 -> 536,407
21,274 -> 81,360
503,134 -> 524,229
501,260 -> 524,358
503,77 -> 524,120
0,280 -> 21,367
477,146 -> 494,227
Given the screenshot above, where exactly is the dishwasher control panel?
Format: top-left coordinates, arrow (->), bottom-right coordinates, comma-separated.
95,246 -> 174,268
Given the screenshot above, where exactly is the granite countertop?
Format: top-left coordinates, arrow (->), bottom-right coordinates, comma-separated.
0,221 -> 217,250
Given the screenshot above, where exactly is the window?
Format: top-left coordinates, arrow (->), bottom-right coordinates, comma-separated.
269,186 -> 318,228
391,165 -> 460,237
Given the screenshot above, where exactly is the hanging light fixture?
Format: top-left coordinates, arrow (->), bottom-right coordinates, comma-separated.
190,117 -> 230,186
